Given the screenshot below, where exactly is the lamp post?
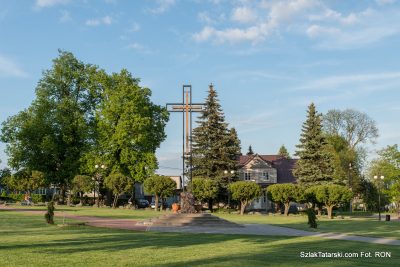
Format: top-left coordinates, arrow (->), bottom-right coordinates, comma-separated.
374,175 -> 384,221
348,162 -> 352,214
224,170 -> 235,210
94,164 -> 106,207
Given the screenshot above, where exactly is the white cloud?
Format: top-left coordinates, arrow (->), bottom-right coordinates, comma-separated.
294,71 -> 400,91
309,8 -> 359,25
126,43 -> 155,54
59,10 -> 71,23
231,6 -> 258,24
0,55 -> 28,78
194,0 -> 318,43
306,25 -> 340,38
148,0 -> 176,14
375,0 -> 396,5
193,0 -> 399,49
311,26 -> 398,50
129,22 -> 140,32
85,16 -> 113,26
35,0 -> 69,9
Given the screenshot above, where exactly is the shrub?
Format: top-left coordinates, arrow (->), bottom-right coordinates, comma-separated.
306,208 -> 318,228
44,201 -> 55,224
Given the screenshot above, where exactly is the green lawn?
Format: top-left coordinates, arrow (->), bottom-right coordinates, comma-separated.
216,213 -> 400,240
0,211 -> 399,267
6,205 -> 400,241
5,204 -> 165,220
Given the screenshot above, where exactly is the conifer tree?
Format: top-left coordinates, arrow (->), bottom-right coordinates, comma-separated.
278,145 -> 291,159
191,84 -> 237,186
227,127 -> 242,168
247,145 -> 254,155
293,103 -> 334,185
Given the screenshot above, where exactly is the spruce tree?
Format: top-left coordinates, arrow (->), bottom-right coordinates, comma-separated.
227,127 -> 242,167
278,145 -> 291,159
293,103 -> 334,185
247,145 -> 254,155
191,84 -> 237,186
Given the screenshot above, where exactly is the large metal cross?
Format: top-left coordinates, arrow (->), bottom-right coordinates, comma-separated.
166,85 -> 205,191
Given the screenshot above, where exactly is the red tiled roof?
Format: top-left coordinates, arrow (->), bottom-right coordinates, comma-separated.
238,154 -> 298,184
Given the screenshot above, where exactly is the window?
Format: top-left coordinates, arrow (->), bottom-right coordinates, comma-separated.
262,172 -> 269,180
244,172 -> 251,181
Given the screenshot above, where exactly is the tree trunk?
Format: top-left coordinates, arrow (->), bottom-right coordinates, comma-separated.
60,186 -> 65,204
155,195 -> 159,212
67,189 -> 71,206
317,204 -> 322,216
112,194 -> 118,208
79,192 -> 83,205
208,199 -> 213,213
327,205 -> 334,219
240,201 -> 247,215
284,202 -> 290,216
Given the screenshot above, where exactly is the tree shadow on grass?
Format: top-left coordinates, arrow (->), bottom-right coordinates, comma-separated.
159,236 -> 400,267
278,219 -> 400,240
1,226 -> 291,254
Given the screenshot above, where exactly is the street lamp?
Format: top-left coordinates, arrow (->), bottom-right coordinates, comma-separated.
94,164 -> 106,207
348,162 -> 352,214
224,170 -> 235,210
374,175 -> 384,221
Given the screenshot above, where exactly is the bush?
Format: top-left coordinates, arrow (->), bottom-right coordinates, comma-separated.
306,208 -> 318,228
31,194 -> 44,203
44,201 -> 55,224
8,193 -> 24,201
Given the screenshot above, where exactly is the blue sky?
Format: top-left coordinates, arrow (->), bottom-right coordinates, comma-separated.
0,0 -> 399,176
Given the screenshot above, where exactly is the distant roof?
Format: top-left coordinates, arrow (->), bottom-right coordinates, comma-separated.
238,154 -> 298,184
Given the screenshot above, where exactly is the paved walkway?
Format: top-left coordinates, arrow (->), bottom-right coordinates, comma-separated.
2,207 -> 399,246
149,224 -> 400,246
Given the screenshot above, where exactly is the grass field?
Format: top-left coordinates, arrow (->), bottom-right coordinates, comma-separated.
6,205 -> 164,220
0,211 -> 399,267
5,205 -> 400,240
216,213 -> 400,240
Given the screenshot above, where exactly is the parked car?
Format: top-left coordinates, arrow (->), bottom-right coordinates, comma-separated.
136,199 -> 149,209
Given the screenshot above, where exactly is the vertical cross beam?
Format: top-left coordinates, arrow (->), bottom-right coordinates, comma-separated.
166,85 -> 205,192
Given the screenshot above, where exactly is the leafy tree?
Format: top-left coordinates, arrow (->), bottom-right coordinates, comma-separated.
314,184 -> 353,219
104,173 -> 134,208
323,109 -> 378,149
0,51 -> 105,203
191,178 -> 219,208
247,145 -> 254,155
278,145 -> 291,159
325,135 -> 363,191
144,174 -> 176,211
191,84 -> 237,188
96,70 -> 169,184
4,169 -> 46,194
229,181 -> 261,215
358,179 -> 379,211
267,183 -> 296,216
293,103 -> 334,185
304,186 -> 325,215
368,144 -> 400,213
72,175 -> 93,205
0,168 -> 11,187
